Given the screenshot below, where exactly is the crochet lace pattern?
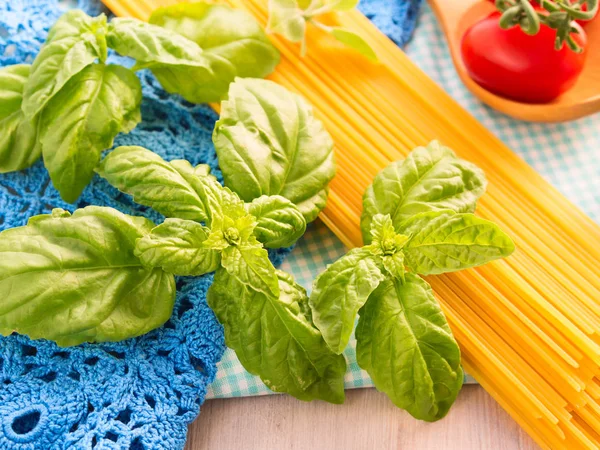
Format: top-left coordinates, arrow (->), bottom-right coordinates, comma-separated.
0,0 -> 421,448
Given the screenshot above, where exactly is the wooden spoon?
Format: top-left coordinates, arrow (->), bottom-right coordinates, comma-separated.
429,0 -> 600,122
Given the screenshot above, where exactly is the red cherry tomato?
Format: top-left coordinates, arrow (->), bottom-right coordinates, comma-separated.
461,12 -> 587,103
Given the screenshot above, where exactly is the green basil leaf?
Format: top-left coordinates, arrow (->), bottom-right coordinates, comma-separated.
22,10 -> 108,120
149,2 -> 280,103
169,159 -> 247,224
267,0 -> 307,43
356,274 -> 463,421
369,213 -> 396,245
214,78 -> 336,223
221,243 -> 280,297
97,146 -> 215,224
98,146 -> 247,227
208,267 -> 346,403
309,248 -> 385,353
134,218 -> 220,276
107,17 -> 235,104
298,0 -> 317,9
361,141 -> 487,244
366,215 -> 408,280
0,65 -> 41,173
331,0 -> 360,11
39,63 -> 141,203
203,213 -> 257,251
330,28 -> 377,62
368,213 -> 409,254
0,206 -> 176,347
246,195 -> 307,248
381,253 -> 405,280
0,65 -> 30,115
400,210 -> 515,275
106,18 -> 207,69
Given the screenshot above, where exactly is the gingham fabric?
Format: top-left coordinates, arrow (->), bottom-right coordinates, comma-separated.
206,3 -> 600,399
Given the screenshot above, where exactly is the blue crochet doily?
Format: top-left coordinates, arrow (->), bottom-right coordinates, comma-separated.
0,0 -> 421,449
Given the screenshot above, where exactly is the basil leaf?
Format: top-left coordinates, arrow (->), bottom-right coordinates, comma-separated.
149,2 -> 280,103
330,28 -> 377,62
221,243 -> 280,297
203,213 -> 257,251
0,65 -> 41,173
0,65 -> 30,115
298,0 -> 317,9
246,195 -> 307,248
97,146 -> 214,223
356,274 -> 463,421
106,18 -> 208,69
214,78 -> 336,222
0,207 -> 176,347
99,146 -> 247,227
361,141 -> 487,244
207,267 -> 346,403
169,159 -> 247,224
309,248 -> 385,353
366,214 -> 408,279
134,218 -> 220,276
39,63 -> 142,203
22,10 -> 108,120
108,17 -> 234,104
331,0 -> 360,10
267,0 -> 307,43
369,214 -> 409,253
381,253 -> 405,280
400,210 -> 515,275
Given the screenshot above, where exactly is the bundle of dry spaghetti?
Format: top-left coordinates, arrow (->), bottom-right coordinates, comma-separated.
101,0 -> 600,447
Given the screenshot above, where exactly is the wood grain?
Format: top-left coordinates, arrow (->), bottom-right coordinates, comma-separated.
186,386 -> 539,450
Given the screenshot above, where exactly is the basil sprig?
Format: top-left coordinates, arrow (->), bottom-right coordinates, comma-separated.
268,0 -> 377,61
0,10 -> 140,203
97,146 -> 345,402
0,10 -> 137,200
309,141 -> 515,421
0,140 -> 342,402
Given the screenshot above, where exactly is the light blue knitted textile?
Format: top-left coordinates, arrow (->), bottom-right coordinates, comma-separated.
359,0 -> 422,46
0,0 -> 422,449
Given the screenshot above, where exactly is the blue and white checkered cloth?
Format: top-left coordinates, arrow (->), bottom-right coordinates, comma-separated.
206,3 -> 600,399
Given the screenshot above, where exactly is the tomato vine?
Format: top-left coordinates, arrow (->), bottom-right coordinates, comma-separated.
494,0 -> 598,51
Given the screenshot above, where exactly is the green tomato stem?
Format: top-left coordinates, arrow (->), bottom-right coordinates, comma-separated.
551,0 -> 598,19
520,0 -> 541,34
496,0 -> 591,52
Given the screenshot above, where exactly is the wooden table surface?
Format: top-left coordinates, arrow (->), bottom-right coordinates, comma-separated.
185,385 -> 540,449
